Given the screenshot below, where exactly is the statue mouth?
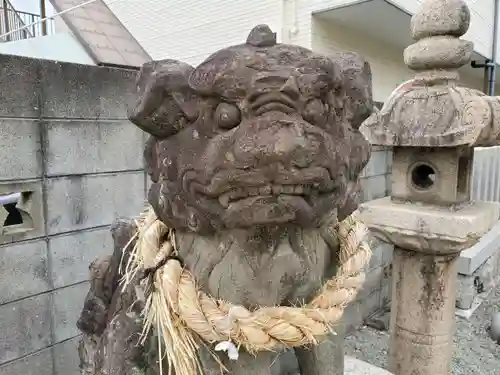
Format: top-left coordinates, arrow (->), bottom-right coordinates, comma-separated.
217,184 -> 315,208
184,167 -> 336,226
182,165 -> 338,228
188,166 -> 334,199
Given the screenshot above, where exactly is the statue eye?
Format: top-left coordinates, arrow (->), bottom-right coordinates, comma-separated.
215,103 -> 241,129
303,99 -> 328,127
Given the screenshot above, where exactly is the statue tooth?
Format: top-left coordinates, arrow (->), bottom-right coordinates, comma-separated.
283,185 -> 294,194
248,187 -> 259,196
272,185 -> 282,195
294,186 -> 304,194
259,186 -> 271,195
229,190 -> 240,200
219,193 -> 230,208
236,187 -> 246,198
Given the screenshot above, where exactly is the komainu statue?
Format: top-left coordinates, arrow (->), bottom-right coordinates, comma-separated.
77,25 -> 374,375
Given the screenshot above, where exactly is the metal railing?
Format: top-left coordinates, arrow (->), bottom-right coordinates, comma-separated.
472,146 -> 500,203
0,0 -> 54,42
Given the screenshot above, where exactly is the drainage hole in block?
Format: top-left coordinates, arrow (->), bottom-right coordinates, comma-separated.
3,203 -> 23,226
411,163 -> 436,190
1,192 -> 26,227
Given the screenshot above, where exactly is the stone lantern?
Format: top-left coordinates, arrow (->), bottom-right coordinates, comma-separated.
360,0 -> 500,374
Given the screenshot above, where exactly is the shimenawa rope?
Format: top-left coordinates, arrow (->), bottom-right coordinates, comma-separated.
120,206 -> 371,375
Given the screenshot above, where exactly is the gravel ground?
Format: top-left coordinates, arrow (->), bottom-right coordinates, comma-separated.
344,284 -> 500,375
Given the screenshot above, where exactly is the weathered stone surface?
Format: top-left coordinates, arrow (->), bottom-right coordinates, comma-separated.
359,2 -> 500,374
77,218 -> 154,375
132,28 -> 371,233
410,0 -> 470,39
361,0 -> 500,149
78,24 -> 374,375
360,197 -> 500,254
388,249 -> 458,375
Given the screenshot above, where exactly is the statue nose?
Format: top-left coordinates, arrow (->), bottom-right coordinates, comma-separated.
279,76 -> 300,101
233,121 -> 317,168
252,73 -> 301,101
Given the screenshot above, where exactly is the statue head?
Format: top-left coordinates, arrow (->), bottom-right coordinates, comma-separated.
129,25 -> 372,233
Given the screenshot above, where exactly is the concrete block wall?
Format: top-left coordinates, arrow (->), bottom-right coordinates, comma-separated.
343,146 -> 394,332
0,54 -> 146,375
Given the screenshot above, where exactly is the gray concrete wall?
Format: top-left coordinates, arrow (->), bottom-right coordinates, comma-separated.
345,146 -> 394,332
0,54 -> 147,375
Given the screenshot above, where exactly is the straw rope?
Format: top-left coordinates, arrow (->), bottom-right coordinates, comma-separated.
121,206 -> 371,375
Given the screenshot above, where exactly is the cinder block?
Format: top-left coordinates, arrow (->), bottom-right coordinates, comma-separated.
456,249 -> 500,310
0,119 -> 42,181
387,149 -> 393,170
368,236 -> 393,270
45,172 -> 145,235
0,240 -> 50,305
368,237 -> 384,270
49,228 -> 113,288
360,150 -> 388,178
358,266 -> 383,299
0,55 -> 40,118
0,348 -> 53,375
51,282 -> 89,343
385,173 -> 392,195
39,61 -> 136,119
380,268 -> 393,307
0,294 -> 52,365
0,180 -> 46,245
361,289 -> 382,320
53,336 -> 81,375
360,174 -> 388,202
343,300 -> 363,333
45,120 -> 145,176
381,243 -> 394,265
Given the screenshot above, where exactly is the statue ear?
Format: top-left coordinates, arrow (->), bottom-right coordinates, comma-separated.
128,59 -> 200,138
144,135 -> 160,183
333,52 -> 374,129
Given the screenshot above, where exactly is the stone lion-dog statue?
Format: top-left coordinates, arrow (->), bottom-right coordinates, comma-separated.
76,25 -> 373,375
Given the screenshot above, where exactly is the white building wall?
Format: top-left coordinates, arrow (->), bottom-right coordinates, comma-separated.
106,0 -> 499,66
104,0 -> 493,98
105,0 -> 281,67
311,17 -> 483,102
311,18 -> 413,102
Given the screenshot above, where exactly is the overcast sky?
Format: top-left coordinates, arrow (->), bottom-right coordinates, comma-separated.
10,0 -> 55,16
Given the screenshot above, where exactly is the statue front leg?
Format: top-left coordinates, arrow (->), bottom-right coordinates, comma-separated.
294,328 -> 344,375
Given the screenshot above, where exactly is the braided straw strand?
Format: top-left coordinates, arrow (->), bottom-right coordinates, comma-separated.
121,206 -> 371,375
